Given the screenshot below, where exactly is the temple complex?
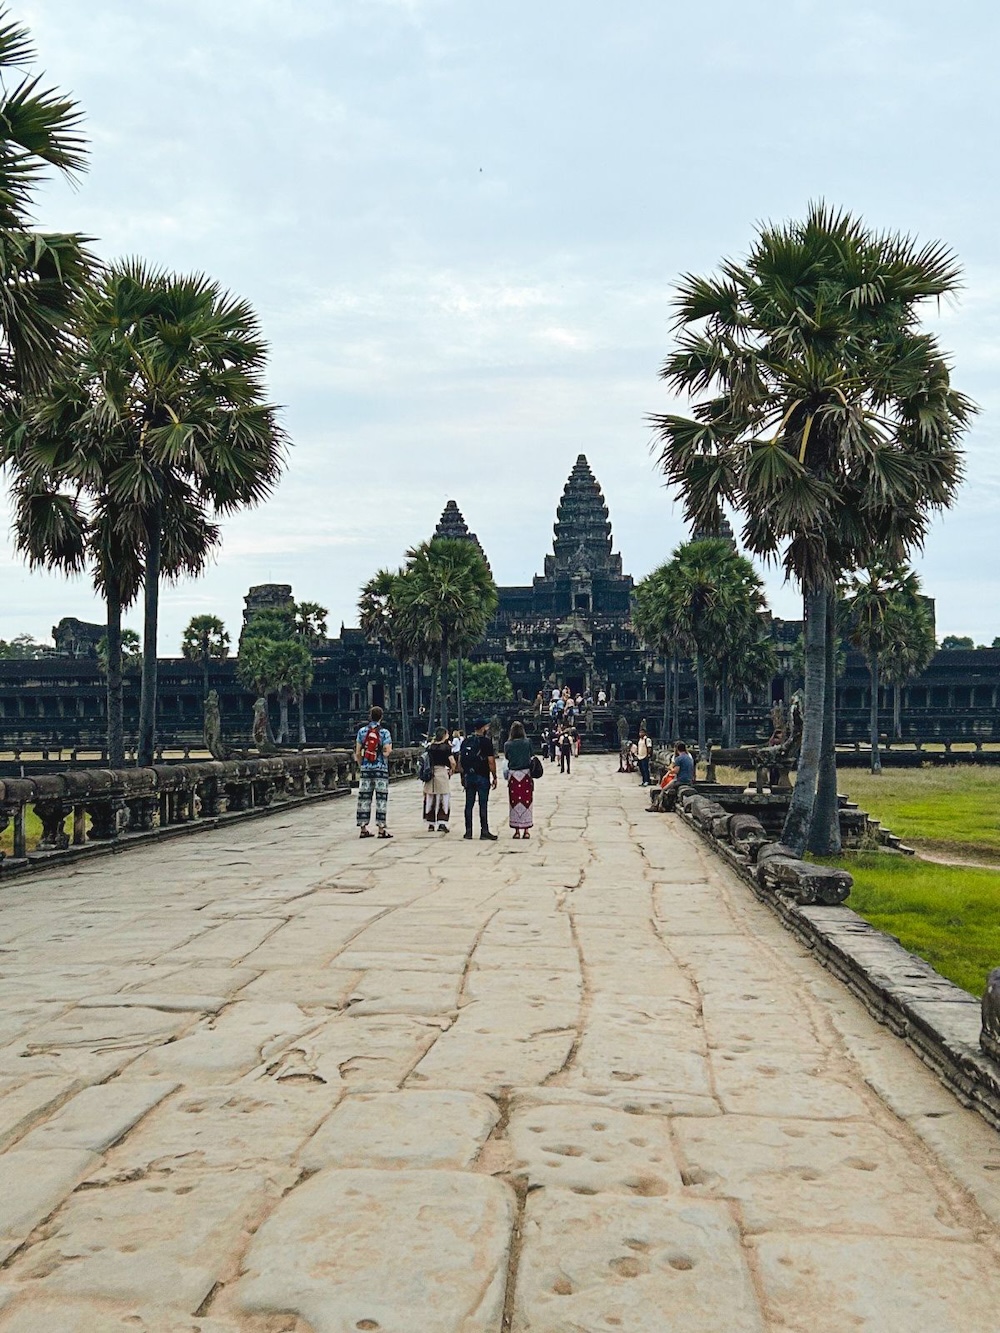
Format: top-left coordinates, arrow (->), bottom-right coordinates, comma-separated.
1,455 -> 999,753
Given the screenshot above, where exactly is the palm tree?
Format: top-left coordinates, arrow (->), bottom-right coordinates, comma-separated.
35,262 -> 288,767
292,601 -> 327,744
359,569 -> 411,747
880,597 -> 936,739
181,615 -> 230,717
844,563 -> 929,769
394,539 -> 497,731
633,562 -> 687,741
664,539 -> 756,756
0,9 -> 91,410
652,204 -> 975,854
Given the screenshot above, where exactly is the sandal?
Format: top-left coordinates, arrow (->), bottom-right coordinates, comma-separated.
377,828 -> 393,839
523,831 -> 530,839
359,828 -> 373,839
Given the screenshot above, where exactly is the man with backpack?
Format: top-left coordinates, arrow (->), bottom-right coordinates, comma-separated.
355,705 -> 393,839
460,719 -> 498,841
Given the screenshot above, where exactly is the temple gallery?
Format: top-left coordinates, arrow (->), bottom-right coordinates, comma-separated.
2,456 -> 998,752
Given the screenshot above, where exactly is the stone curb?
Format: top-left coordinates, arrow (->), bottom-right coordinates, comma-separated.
678,809 -> 1000,1134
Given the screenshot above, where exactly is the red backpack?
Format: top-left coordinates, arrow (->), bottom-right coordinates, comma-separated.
362,725 -> 382,764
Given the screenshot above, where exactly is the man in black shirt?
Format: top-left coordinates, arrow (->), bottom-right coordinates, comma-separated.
460,719 -> 498,841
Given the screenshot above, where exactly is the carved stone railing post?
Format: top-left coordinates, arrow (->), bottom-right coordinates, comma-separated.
982,969 -> 1000,1063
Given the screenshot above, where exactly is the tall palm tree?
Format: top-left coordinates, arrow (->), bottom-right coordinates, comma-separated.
395,538 -> 497,731
0,9 -> 91,409
291,601 -> 327,744
633,562 -> 688,741
652,204 -> 975,854
359,569 -> 411,746
844,563 -> 928,770
42,262 -> 288,767
880,596 -> 936,740
181,615 -> 230,725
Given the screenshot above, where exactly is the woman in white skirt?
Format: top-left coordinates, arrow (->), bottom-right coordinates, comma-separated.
423,727 -> 455,832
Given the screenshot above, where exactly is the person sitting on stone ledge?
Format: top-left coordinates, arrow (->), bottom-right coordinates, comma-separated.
648,741 -> 695,812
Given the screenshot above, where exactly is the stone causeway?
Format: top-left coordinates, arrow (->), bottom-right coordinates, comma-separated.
0,755 -> 998,1330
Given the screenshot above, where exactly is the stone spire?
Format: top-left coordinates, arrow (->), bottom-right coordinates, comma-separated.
433,500 -> 491,575
546,455 -> 622,578
691,512 -> 737,547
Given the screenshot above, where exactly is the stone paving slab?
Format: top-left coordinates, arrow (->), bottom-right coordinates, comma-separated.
0,755 -> 998,1327
233,1168 -> 513,1332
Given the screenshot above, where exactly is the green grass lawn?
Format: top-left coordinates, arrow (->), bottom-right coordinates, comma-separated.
837,766 -> 1000,863
825,851 -> 1000,996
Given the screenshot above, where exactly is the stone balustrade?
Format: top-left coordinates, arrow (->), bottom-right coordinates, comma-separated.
0,748 -> 421,874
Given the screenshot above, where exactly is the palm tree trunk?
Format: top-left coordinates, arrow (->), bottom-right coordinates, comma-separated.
782,582 -> 827,856
298,693 -> 306,745
398,658 -> 410,747
457,656 -> 465,733
661,653 -> 669,742
427,667 -> 437,736
441,641 -> 450,731
893,683 -> 902,740
728,690 -> 737,749
137,513 -> 162,768
695,651 -> 707,757
869,655 -> 882,774
808,586 -> 842,856
721,680 -> 731,747
278,689 -> 290,744
105,577 -> 125,769
671,652 -> 680,741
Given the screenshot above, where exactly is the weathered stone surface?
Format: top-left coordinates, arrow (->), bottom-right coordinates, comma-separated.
127,1001 -> 316,1082
344,969 -> 462,1016
0,755 -> 998,1329
237,966 -> 361,1006
752,1234 -> 1000,1332
15,1082 -> 176,1155
268,1014 -> 442,1090
507,1097 -> 681,1195
235,1169 -> 513,1332
10,1171 -> 268,1312
0,1150 -> 98,1263
0,1078 -> 80,1152
301,1090 -> 497,1170
709,1047 -> 868,1118
409,1001 -> 576,1091
514,1192 -> 765,1332
93,1083 -> 335,1177
674,1115 -> 969,1237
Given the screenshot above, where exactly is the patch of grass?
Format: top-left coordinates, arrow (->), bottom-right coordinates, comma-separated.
713,762 -> 1000,863
0,805 -> 44,854
822,851 -> 1000,996
838,766 -> 1000,862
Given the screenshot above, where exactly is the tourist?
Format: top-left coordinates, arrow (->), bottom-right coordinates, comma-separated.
355,705 -> 393,839
450,728 -> 464,759
548,727 -> 558,762
636,726 -> 653,786
672,740 -> 695,786
503,720 -> 535,840
423,727 -> 455,833
558,726 -> 573,775
597,687 -> 607,706
460,719 -> 498,840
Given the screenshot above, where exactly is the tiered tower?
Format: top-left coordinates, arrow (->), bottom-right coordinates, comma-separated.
433,500 -> 492,576
544,455 -> 624,580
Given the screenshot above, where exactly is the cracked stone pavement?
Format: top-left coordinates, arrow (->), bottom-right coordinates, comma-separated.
0,756 -> 999,1331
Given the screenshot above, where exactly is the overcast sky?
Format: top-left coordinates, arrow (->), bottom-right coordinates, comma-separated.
2,0 -> 999,652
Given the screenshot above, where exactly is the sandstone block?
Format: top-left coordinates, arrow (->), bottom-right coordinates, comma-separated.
235,1168 -> 514,1332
